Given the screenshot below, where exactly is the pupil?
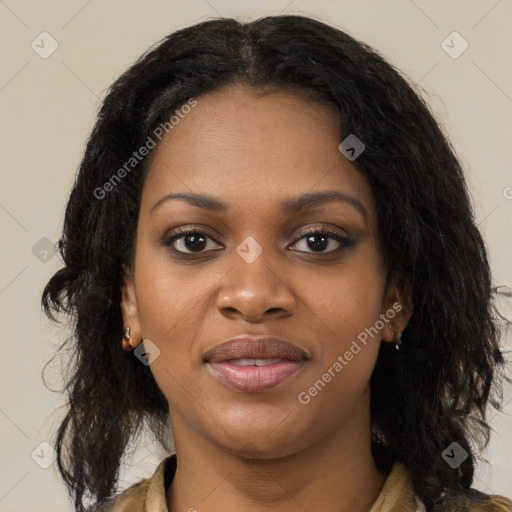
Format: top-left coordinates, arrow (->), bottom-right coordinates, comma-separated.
185,234 -> 206,251
307,234 -> 328,252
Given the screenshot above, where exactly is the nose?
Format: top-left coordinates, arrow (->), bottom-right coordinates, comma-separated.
216,248 -> 296,322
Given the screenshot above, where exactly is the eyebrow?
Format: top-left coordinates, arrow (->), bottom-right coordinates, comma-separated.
150,190 -> 368,221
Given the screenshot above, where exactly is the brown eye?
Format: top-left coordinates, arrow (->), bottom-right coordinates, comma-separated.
289,229 -> 354,254
163,229 -> 223,253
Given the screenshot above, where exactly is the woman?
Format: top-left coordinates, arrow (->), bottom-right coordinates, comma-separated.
42,14 -> 512,512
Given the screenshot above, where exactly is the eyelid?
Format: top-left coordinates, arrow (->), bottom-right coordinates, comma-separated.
291,223 -> 349,241
164,225 -> 225,243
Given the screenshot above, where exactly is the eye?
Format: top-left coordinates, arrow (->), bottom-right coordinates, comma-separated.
289,227 -> 354,254
163,228 -> 223,254
162,225 -> 354,256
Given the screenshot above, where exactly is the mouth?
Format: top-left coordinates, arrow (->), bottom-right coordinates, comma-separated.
203,336 -> 309,392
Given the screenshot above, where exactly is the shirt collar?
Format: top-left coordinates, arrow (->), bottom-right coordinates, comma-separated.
141,454 -> 422,512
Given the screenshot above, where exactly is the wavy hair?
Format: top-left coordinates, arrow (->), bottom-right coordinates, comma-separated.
41,14 -> 511,512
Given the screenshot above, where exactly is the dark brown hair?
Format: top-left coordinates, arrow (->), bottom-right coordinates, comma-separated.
42,14 -> 511,512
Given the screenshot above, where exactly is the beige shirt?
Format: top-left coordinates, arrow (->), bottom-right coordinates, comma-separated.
92,454 -> 512,512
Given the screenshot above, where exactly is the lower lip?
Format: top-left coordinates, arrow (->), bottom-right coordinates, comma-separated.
207,360 -> 305,392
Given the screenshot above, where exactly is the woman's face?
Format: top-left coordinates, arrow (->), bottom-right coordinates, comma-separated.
122,85 -> 409,458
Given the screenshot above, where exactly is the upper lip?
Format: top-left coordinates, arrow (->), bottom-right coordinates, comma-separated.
203,335 -> 309,363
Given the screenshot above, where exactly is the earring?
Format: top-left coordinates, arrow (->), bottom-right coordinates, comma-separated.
122,325 -> 133,351
390,324 -> 402,351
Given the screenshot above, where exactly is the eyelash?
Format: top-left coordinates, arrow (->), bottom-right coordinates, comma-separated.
162,226 -> 354,256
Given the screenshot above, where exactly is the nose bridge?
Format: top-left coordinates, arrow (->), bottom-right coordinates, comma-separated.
231,234 -> 280,296
217,235 -> 294,319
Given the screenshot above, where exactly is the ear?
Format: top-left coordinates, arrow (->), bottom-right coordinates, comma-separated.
120,264 -> 142,349
381,272 -> 413,344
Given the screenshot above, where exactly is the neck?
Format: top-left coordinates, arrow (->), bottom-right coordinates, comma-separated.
166,389 -> 387,512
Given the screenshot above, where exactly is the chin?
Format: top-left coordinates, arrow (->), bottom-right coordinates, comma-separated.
209,413 -> 308,459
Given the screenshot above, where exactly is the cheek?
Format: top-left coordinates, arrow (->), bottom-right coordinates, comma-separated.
132,243 -> 224,376
298,279 -> 382,428
300,251 -> 385,389
135,270 -> 184,340
133,254 -> 202,398
134,242 -> 199,336
306,257 -> 385,342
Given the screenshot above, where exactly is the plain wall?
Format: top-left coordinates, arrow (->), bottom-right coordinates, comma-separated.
0,1 -> 511,510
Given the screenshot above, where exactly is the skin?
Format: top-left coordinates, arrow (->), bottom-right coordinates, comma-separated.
121,85 -> 413,512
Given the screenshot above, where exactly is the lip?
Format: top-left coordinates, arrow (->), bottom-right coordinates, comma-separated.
204,335 -> 309,392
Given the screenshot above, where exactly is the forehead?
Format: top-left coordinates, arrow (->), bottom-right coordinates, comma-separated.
141,85 -> 376,226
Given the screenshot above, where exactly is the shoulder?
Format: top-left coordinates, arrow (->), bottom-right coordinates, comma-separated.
415,486 -> 512,512
88,454 -> 175,512
484,495 -> 512,511
88,477 -> 150,512
387,460 -> 512,512
445,492 -> 512,512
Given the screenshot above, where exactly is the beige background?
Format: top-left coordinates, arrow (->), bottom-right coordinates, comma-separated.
1,1 -> 511,510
